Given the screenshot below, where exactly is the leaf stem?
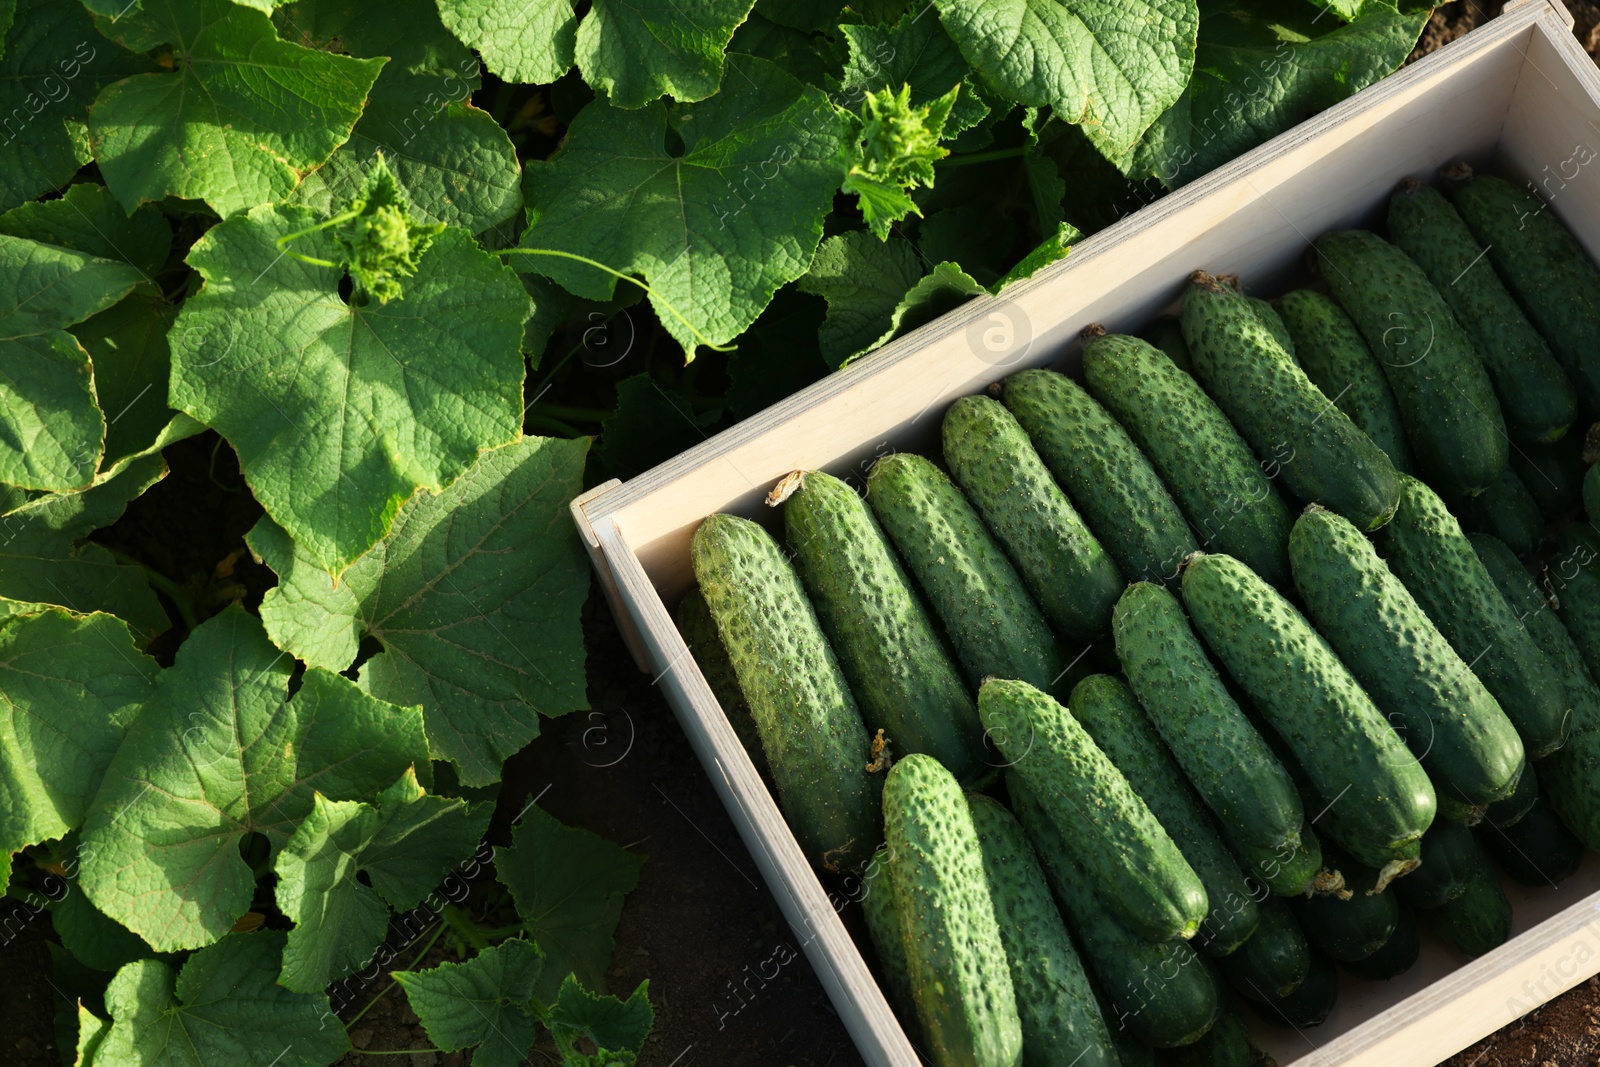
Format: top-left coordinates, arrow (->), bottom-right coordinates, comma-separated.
937,146 -> 1028,166
480,921 -> 527,940
440,903 -> 490,952
273,207 -> 361,268
503,248 -> 737,354
525,402 -> 610,423
345,921 -> 448,1030
100,548 -> 201,631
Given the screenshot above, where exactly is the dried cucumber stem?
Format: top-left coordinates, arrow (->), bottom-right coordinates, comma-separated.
1372,858 -> 1421,895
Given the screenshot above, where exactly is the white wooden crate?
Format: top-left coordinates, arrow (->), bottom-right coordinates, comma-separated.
571,3 -> 1600,1063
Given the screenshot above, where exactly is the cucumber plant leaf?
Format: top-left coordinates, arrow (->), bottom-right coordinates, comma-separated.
274,767 -> 491,993
837,14 -> 988,136
0,234 -> 145,491
931,0 -> 1198,156
87,0 -> 386,217
97,931 -> 349,1067
0,610 -> 157,884
519,55 -> 849,357
394,937 -> 544,1067
0,0 -> 154,213
75,1002 -> 109,1067
494,806 -> 645,1002
274,0 -> 524,234
549,975 -> 655,1065
796,231 -> 923,368
171,204 -> 531,575
1121,0 -> 1431,186
52,878 -> 154,975
79,606 -> 431,952
435,0 -> 756,108
250,434 -> 591,786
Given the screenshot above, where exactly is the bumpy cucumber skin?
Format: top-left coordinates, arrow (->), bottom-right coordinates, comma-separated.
677,588 -> 769,783
1181,277 -> 1401,532
968,795 -> 1119,1067
866,453 -> 1068,695
1227,822 -> 1325,898
1342,905 -> 1421,982
979,679 -> 1207,943
1141,315 -> 1193,374
1289,844 -> 1399,964
1313,230 -> 1509,497
1430,866 -> 1512,958
943,396 -> 1123,642
1111,582 -> 1304,854
1180,552 -> 1437,868
691,514 -> 880,872
885,755 -> 1024,1067
1002,370 -> 1197,587
1069,675 -> 1261,956
1215,896 -> 1311,1002
1550,525 -> 1600,679
786,470 -> 983,781
862,846 -> 919,1028
1387,181 -> 1577,443
1083,332 -> 1292,588
1396,818 -> 1483,911
1163,1009 -> 1268,1067
1290,506 -> 1524,809
1443,171 -> 1600,415
1254,952 -> 1338,1030
1276,290 -> 1418,476
1009,777 -> 1221,1050
1373,475 -> 1572,759
1479,793 -> 1585,887
1450,464 -> 1546,560
1471,531 -> 1600,848
1511,432 -> 1586,520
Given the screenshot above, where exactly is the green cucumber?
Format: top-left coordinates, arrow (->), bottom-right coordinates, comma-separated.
1478,792 -> 1585,888
1140,315 -> 1193,374
1215,896 -> 1311,1002
1510,432 -> 1586,520
1220,275 -> 1296,361
1068,674 -> 1261,956
1252,951 -> 1338,1030
943,396 -> 1123,642
1093,983 -> 1156,1067
1313,229 -> 1509,496
1342,905 -> 1420,981
1387,179 -> 1577,443
691,514 -> 880,872
1396,818 -> 1482,911
885,754 -> 1023,1067
866,453 -> 1069,695
979,678 -> 1207,942
1289,505 -> 1524,810
785,469 -> 984,781
1470,531 -> 1600,848
1009,777 -> 1221,1050
1449,464 -> 1546,559
1441,167 -> 1600,415
1372,475 -> 1572,759
861,846 -> 918,1028
1181,273 -> 1401,532
968,795 -> 1119,1067
1485,764 -> 1539,828
1180,552 -> 1436,871
1290,844 -> 1399,963
1276,290 -> 1418,475
1111,582 -> 1304,855
677,588 -> 769,783
1550,525 -> 1600,678
1082,330 -> 1292,588
1227,823 -> 1334,898
1430,866 -> 1512,958
1163,1008 -> 1271,1067
1001,369 -> 1197,587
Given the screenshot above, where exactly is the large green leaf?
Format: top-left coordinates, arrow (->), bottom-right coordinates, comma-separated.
1122,0 -> 1431,186
494,807 -> 644,1002
274,768 -> 491,992
0,452 -> 171,637
0,184 -> 177,463
931,0 -> 1198,155
97,931 -> 349,1067
79,606 -> 430,951
250,434 -> 590,786
549,976 -> 654,1065
520,55 -> 848,356
171,205 -> 531,575
393,938 -> 544,1067
0,611 -> 157,874
52,879 -> 153,975
435,0 -> 755,108
0,0 -> 153,213
275,0 -> 523,234
796,231 -> 923,368
0,234 -> 144,490
87,0 -> 385,217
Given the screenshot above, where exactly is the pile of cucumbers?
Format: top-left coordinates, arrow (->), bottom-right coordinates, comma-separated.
682,165 -> 1600,1067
